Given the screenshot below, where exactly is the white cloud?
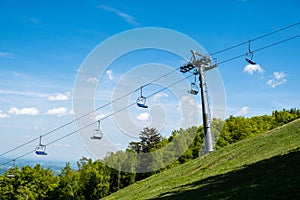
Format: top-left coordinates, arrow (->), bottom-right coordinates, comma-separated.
45,107 -> 68,117
48,92 -> 70,101
244,64 -> 264,75
0,110 -> 10,119
266,71 -> 287,88
87,77 -> 98,84
9,107 -> 40,116
136,112 -> 150,121
152,92 -> 168,102
53,143 -> 72,148
106,70 -> 113,80
188,98 -> 201,109
0,52 -> 15,59
95,114 -> 106,121
33,125 -> 46,131
237,106 -> 249,116
177,95 -> 201,111
273,71 -> 286,80
98,5 -> 139,26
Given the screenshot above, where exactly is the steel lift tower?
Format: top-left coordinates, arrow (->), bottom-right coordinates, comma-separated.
180,50 -> 217,153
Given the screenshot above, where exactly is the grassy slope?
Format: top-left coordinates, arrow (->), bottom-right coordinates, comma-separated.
104,119 -> 300,200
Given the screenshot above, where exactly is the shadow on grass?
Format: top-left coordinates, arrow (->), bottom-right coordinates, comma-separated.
156,149 -> 300,200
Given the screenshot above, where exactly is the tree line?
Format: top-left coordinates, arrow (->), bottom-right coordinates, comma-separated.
0,108 -> 299,199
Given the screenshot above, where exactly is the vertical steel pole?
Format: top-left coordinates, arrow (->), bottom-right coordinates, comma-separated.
198,67 -> 214,153
189,50 -> 216,154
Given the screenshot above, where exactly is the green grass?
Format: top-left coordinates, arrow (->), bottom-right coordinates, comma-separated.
103,119 -> 300,200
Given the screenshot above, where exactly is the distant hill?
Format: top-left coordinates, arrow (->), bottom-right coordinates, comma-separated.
103,118 -> 300,199
0,158 -> 76,175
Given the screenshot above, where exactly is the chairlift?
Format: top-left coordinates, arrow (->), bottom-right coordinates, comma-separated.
188,83 -> 199,95
245,40 -> 257,65
91,120 -> 103,140
136,86 -> 148,108
188,70 -> 199,95
35,136 -> 47,156
6,159 -> 16,178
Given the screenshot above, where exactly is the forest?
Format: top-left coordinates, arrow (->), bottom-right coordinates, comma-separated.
0,108 -> 299,199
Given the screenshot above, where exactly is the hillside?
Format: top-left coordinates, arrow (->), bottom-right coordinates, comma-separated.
103,118 -> 300,199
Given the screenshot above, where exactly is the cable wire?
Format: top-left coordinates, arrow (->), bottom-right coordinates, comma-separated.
211,21 -> 300,55
0,74 -> 193,166
0,66 -> 181,158
1,23 -> 299,164
217,34 -> 300,65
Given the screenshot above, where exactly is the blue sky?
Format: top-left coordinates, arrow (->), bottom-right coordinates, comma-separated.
0,0 -> 299,164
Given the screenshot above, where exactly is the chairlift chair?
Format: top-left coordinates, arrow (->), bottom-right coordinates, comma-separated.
91,120 -> 103,140
245,40 -> 257,65
188,71 -> 199,95
188,83 -> 199,95
245,57 -> 256,65
136,86 -> 148,108
6,159 -> 16,178
35,145 -> 47,155
35,136 -> 48,156
137,96 -> 148,108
